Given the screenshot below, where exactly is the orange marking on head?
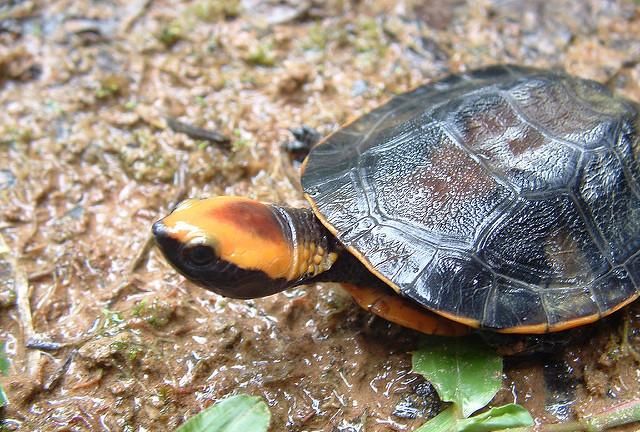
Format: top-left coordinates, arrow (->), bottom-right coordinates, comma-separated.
160,196 -> 294,280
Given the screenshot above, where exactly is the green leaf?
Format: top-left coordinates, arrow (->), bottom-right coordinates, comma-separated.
176,394 -> 270,432
0,385 -> 6,407
455,404 -> 534,432
0,342 -> 8,375
412,337 -> 502,418
414,406 -> 457,432
0,341 -> 7,407
414,404 -> 533,432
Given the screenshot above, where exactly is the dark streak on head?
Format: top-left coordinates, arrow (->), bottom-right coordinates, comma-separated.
208,201 -> 284,242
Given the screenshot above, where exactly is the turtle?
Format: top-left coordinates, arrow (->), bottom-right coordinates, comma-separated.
152,64 -> 640,336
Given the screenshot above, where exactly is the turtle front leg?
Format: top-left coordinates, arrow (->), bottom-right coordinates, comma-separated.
618,309 -> 640,363
341,283 -> 470,336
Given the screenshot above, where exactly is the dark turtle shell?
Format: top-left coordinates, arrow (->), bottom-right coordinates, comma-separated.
302,65 -> 640,333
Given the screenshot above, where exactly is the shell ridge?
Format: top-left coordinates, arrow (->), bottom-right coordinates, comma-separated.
558,76 -> 637,120
438,115 -> 521,196
354,110 -> 395,156
611,140 -> 640,202
499,89 -> 585,152
622,248 -> 640,289
480,276 -> 498,328
338,168 -> 376,243
537,289 -> 552,332
377,219 -> 459,250
437,120 -> 520,250
469,253 -> 542,292
567,190 -> 615,267
473,198 -> 524,253
567,150 -> 586,191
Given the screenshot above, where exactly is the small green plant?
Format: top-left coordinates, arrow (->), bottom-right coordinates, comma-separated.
0,341 -> 8,407
192,0 -> 241,21
157,20 -> 184,47
176,394 -> 270,432
109,339 -> 144,361
231,128 -> 251,151
131,299 -> 172,328
412,337 -> 533,431
302,23 -> 328,51
124,100 -> 137,110
95,74 -> 127,100
245,42 -> 276,67
100,308 -> 125,336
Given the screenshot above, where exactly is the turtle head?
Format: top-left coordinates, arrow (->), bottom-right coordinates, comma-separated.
152,196 -> 297,298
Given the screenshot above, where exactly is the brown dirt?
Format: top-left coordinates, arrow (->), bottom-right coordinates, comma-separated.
1,0 -> 640,431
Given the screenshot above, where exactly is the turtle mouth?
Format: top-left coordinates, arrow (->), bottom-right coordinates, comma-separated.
152,220 -> 183,257
151,220 -> 167,239
152,220 -> 185,269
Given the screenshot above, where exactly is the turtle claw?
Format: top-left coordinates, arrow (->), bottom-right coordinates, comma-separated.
619,310 -> 640,363
599,309 -> 640,366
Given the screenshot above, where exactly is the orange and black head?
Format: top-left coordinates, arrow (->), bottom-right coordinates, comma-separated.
152,196 -> 296,298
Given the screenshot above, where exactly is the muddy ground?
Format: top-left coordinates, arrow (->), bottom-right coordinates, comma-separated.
1,0 -> 640,431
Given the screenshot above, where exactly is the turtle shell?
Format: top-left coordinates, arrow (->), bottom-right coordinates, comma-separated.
301,65 -> 640,333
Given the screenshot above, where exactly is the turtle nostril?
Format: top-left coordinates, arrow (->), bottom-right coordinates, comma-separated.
152,221 -> 165,238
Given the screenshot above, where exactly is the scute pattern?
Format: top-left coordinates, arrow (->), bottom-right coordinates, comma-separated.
302,65 -> 640,331
590,267 -> 637,312
507,76 -> 619,149
540,287 -> 599,327
440,92 -> 581,193
351,225 -> 436,286
413,253 -> 494,321
478,195 -> 610,287
578,150 -> 640,263
368,123 -> 513,245
614,117 -> 640,191
486,278 -> 546,329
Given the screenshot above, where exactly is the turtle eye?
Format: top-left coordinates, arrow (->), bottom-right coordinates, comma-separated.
183,243 -> 217,267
